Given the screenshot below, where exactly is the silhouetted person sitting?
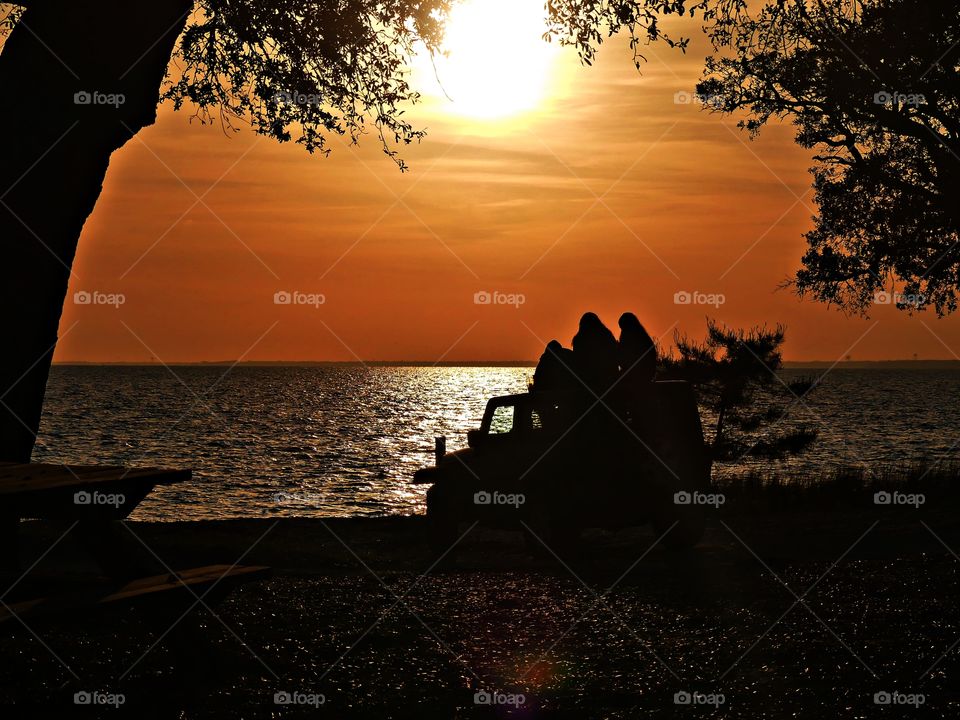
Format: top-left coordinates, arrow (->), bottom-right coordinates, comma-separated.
571,312 -> 620,396
532,340 -> 579,432
618,312 -> 657,386
567,313 -> 622,477
618,311 -> 658,436
533,340 -> 576,393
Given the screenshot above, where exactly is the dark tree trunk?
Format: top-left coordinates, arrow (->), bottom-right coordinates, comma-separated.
0,0 -> 192,462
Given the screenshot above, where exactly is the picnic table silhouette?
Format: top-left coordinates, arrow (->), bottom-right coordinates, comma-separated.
0,461 -> 268,636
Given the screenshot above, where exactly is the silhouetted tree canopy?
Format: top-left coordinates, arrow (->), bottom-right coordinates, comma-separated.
1,1 -> 452,169
697,0 -> 960,315
0,0 -> 728,169
165,0 -> 454,169
161,0 -> 710,169
551,0 -> 960,316
0,1 -> 707,168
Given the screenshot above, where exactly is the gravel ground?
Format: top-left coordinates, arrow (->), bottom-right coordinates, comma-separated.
2,513 -> 960,717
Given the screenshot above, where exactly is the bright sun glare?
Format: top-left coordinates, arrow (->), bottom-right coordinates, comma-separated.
418,0 -> 559,121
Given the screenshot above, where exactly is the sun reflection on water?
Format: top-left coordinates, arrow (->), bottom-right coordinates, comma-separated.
36,365 -> 530,520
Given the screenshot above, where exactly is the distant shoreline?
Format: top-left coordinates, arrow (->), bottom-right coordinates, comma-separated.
50,360 -> 960,369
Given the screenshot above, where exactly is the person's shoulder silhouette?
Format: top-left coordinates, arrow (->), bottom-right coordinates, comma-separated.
618,311 -> 656,383
572,312 -> 619,391
533,340 -> 575,393
572,312 -> 615,351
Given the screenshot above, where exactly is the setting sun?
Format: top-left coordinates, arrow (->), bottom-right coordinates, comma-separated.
416,0 -> 559,120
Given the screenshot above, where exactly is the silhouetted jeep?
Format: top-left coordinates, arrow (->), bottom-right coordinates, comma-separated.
414,381 -> 712,554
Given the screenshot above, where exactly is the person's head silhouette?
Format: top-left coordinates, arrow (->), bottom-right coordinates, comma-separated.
574,312 -> 617,355
580,312 -> 605,333
619,312 -> 642,333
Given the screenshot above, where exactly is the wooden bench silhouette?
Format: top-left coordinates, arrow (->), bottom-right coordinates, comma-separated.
0,462 -> 269,630
0,461 -> 190,520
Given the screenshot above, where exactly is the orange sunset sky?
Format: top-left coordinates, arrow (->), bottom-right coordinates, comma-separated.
54,1 -> 960,363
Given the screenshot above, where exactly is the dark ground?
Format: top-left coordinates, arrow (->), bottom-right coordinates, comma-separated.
2,505 -> 960,718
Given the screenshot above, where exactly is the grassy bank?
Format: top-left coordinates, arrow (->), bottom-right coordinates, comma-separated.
715,460 -> 960,512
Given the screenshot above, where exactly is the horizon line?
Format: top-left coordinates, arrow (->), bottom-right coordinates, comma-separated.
51,359 -> 960,368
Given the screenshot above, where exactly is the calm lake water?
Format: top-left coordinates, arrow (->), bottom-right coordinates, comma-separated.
32,365 -> 960,520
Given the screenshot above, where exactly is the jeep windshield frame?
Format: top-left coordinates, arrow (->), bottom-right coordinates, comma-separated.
478,393 -> 577,439
479,394 -> 529,435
